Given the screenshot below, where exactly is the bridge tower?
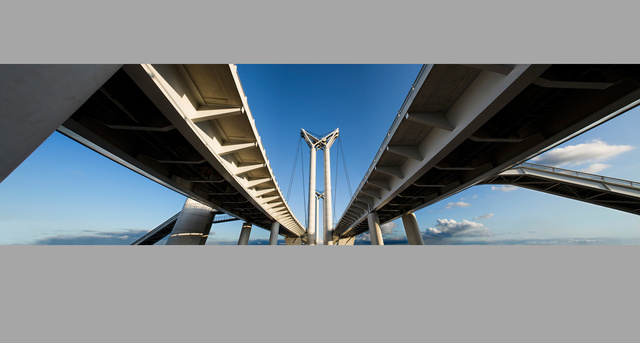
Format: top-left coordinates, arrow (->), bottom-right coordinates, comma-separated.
301,128 -> 339,245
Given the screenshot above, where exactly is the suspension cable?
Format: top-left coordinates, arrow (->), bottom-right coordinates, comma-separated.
333,136 -> 340,226
286,136 -> 302,201
339,137 -> 353,198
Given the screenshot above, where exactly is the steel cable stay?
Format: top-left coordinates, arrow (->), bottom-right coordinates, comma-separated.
285,136 -> 302,201
300,137 -> 308,227
339,136 -> 353,198
283,135 -> 308,228
333,136 -> 339,227
331,136 -> 353,228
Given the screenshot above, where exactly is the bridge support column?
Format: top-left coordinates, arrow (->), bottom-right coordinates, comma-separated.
0,64 -> 122,183
269,222 -> 280,245
401,213 -> 425,245
323,144 -> 334,245
166,198 -> 216,245
238,222 -> 252,245
367,212 -> 384,245
307,144 -> 317,245
315,193 -> 321,245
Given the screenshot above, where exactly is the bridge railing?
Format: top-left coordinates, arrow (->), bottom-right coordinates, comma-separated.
354,65 -> 431,204
514,163 -> 640,189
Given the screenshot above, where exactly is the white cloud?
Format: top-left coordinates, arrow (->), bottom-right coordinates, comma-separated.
360,232 -> 371,242
424,219 -> 491,239
380,222 -> 397,235
444,201 -> 471,209
580,163 -> 611,174
473,213 -> 494,220
491,185 -> 518,192
531,139 -> 634,168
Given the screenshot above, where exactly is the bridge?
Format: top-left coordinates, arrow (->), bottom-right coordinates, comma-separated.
334,64 -> 640,244
1,64 -> 306,245
2,64 -> 640,245
482,163 -> 640,216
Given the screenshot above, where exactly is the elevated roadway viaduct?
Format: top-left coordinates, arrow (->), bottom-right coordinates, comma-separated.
483,163 -> 640,216
0,64 -> 306,244
335,64 -> 640,243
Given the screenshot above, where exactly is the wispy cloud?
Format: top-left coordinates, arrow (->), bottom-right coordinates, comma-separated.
30,229 -> 148,245
473,213 -> 494,220
531,139 -> 634,169
423,219 -> 491,240
359,232 -> 371,242
491,185 -> 518,192
579,163 -> 611,174
444,201 -> 471,209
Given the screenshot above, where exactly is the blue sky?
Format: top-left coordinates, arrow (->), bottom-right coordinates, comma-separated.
1,64 -> 639,245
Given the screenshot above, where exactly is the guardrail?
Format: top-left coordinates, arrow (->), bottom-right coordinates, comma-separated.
350,65 -> 431,213
514,163 -> 640,188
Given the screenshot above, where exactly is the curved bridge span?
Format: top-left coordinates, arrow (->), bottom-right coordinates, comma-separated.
483,163 -> 640,215
0,64 -> 305,242
335,64 -> 640,242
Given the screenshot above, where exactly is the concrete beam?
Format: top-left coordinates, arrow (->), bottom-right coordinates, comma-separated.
0,64 -> 122,183
375,165 -> 403,178
217,142 -> 256,156
188,106 -> 244,122
405,112 -> 455,131
234,162 -> 265,175
361,188 -> 381,199
367,179 -> 391,191
254,188 -> 277,197
246,177 -> 272,188
387,145 -> 423,161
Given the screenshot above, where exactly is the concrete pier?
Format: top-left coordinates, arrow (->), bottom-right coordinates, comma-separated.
401,213 -> 425,245
269,222 -> 280,245
238,222 -> 252,245
166,198 -> 216,245
367,212 -> 384,245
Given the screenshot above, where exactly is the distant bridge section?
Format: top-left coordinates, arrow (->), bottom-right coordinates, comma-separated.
483,163 -> 640,215
131,210 -> 240,245
335,64 -> 640,240
58,64 -> 305,238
